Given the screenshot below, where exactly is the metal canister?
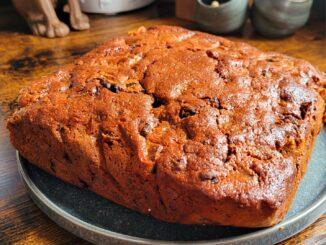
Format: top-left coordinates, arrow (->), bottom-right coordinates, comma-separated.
251,0 -> 313,38
195,0 -> 248,34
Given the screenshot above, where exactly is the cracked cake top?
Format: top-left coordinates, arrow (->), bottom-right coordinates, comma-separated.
12,25 -> 325,209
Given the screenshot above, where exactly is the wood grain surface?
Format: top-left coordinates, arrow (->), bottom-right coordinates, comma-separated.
0,1 -> 325,244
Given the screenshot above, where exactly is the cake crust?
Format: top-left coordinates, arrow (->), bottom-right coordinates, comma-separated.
7,26 -> 325,227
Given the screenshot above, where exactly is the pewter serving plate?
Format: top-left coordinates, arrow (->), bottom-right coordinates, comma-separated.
17,127 -> 326,245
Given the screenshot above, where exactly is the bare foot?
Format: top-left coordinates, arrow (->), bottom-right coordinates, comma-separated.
46,21 -> 70,38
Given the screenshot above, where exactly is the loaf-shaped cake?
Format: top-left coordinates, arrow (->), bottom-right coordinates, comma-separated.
7,26 -> 325,227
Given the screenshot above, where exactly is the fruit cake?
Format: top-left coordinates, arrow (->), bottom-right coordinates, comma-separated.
7,26 -> 325,227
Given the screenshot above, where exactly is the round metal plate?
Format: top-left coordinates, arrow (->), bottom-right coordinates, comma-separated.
17,127 -> 326,245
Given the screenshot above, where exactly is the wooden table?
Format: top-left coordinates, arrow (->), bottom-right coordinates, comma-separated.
0,1 -> 325,244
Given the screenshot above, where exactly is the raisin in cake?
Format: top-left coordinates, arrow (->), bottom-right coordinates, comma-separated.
7,26 -> 325,227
